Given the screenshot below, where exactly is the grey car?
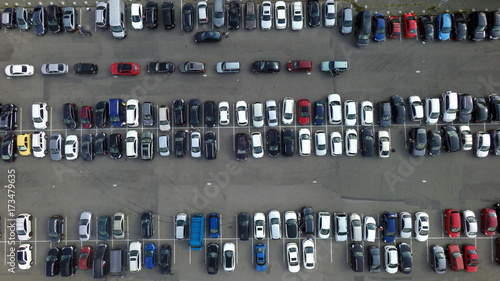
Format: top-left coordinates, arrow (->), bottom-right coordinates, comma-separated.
50,134 -> 64,161
340,7 -> 353,34
16,7 -> 32,30
95,2 -> 108,28
41,63 -> 69,75
142,102 -> 154,127
141,131 -> 154,160
158,135 -> 170,156
62,7 -> 76,32
431,245 -> 446,274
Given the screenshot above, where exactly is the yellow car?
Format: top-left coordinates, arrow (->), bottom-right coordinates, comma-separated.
17,134 -> 31,156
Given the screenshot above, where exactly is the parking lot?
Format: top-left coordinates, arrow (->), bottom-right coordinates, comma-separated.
2,0 -> 500,280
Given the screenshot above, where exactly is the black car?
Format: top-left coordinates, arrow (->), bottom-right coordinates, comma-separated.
207,243 -> 219,275
490,129 -> 500,155
238,212 -> 250,240
173,99 -> 186,126
442,125 -> 460,152
47,5 -> 63,33
2,8 -> 17,29
204,101 -> 216,127
489,94 -> 500,121
488,11 -> 500,40
1,133 -> 16,162
46,247 -> 61,277
0,103 -> 18,131
143,102 -> 154,127
360,128 -> 374,157
267,129 -> 280,157
427,130 -> 441,156
204,131 -> 217,160
141,211 -> 154,238
95,101 -> 108,128
97,216 -> 111,241
73,62 -> 98,75
474,97 -> 488,122
367,246 -> 381,273
307,0 -> 320,27
350,243 -> 364,272
93,244 -> 109,279
302,207 -> 315,238
451,12 -> 467,40
194,31 -> 222,43
60,245 -> 77,277
182,4 -> 194,32
189,99 -> 201,126
285,211 -> 298,238
391,95 -> 406,123
81,134 -> 95,161
33,6 -> 47,35
174,131 -> 187,158
355,9 -> 371,47
95,132 -> 108,156
228,1 -> 240,30
48,215 -> 64,243
408,127 -> 426,157
109,133 -> 122,159
251,61 -> 281,73
162,2 -> 175,29
159,245 -> 172,274
145,1 -> 158,28
235,133 -> 248,161
282,129 -> 294,157
459,94 -> 473,123
399,243 -> 412,274
63,103 -> 78,130
147,61 -> 175,73
469,11 -> 487,41
378,101 -> 392,127
419,15 -> 434,41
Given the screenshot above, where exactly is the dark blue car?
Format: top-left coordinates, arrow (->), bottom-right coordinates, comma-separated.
381,212 -> 397,243
209,213 -> 220,238
373,13 -> 386,42
144,243 -> 156,269
314,101 -> 325,125
255,244 -> 266,272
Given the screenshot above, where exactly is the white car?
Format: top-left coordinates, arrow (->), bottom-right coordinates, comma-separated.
291,1 -> 303,30
425,97 -> 440,124
236,101 -> 248,126
349,213 -> 362,242
79,211 -> 92,241
363,216 -> 376,242
345,129 -> 357,156
126,130 -> 139,158
344,100 -> 356,126
32,102 -> 49,129
324,0 -> 336,27
330,132 -> 342,156
284,211 -> 298,238
334,212 -> 348,241
251,132 -> 264,158
268,210 -> 281,239
126,99 -> 139,127
399,212 -> 412,238
219,101 -> 230,125
409,96 -> 424,121
16,213 -> 32,241
474,131 -> 490,157
65,135 -> 79,160
129,241 -> 142,272
302,239 -> 315,270
286,243 -> 300,273
441,91 -> 458,122
254,212 -> 266,240
414,212 -> 430,241
175,213 -> 188,240
328,94 -> 342,124
41,63 -> 69,75
275,1 -> 287,29
266,100 -> 278,126
113,212 -> 126,239
197,1 -> 208,24
190,131 -> 202,158
317,212 -> 331,239
360,101 -> 373,125
159,135 -> 170,156
384,245 -> 398,274
17,244 -> 33,270
223,242 -> 235,272
4,64 -> 34,77
298,128 -> 311,156
460,126 -> 473,151
378,130 -> 390,158
462,210 -> 477,238
32,131 -> 47,158
252,102 -> 264,128
158,105 -> 171,131
130,3 -> 143,29
261,1 -> 272,30
315,130 -> 327,156
282,97 -> 294,124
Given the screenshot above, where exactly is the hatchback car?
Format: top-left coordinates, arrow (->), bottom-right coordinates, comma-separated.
419,15 -> 434,40
469,11 -> 487,41
427,130 -> 441,156
372,13 -> 386,41
431,245 -> 446,274
79,211 -> 92,241
268,210 -> 281,239
162,1 -> 175,28
409,95 -> 423,121
252,61 -> 281,73
287,60 -> 313,72
488,11 -> 500,39
474,97 -> 489,122
65,135 -> 79,160
95,2 -> 108,28
350,243 -> 363,272
209,213 -> 220,238
414,211 -> 430,241
384,245 -> 398,274
388,15 -> 401,38
442,91 -> 458,122
340,7 -> 353,34
462,210 -> 478,238
452,12 -> 467,40
251,132 -> 264,158
282,97 -> 294,124
403,12 -> 417,38
481,208 -> 497,235
126,130 -> 139,158
464,245 -> 478,272
245,1 -> 257,30
282,129 -> 294,157
437,13 -> 452,40
175,213 -> 188,240
408,127 -> 426,157
16,213 -> 32,241
444,209 -> 461,238
32,131 -> 47,158
391,95 -> 406,123
50,134 -> 64,161
194,31 -> 221,43
189,99 -> 201,126
197,1 -> 208,24
173,99 -> 186,126
302,239 -> 315,269
218,101 -> 230,125
32,6 -> 47,35
255,244 -> 267,271
1,133 -> 16,162
297,99 -> 310,124
380,212 -> 396,243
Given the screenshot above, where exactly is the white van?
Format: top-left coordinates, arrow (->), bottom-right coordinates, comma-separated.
109,0 -> 127,39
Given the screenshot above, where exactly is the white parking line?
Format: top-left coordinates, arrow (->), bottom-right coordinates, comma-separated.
34,217 -> 37,265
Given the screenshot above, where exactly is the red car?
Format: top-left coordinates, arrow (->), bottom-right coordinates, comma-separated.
79,245 -> 92,270
298,99 -> 310,125
447,244 -> 464,271
481,208 -> 498,236
80,106 -> 94,129
110,62 -> 140,76
388,15 -> 401,38
287,60 -> 313,72
403,12 -> 417,38
444,209 -> 461,238
464,245 -> 478,273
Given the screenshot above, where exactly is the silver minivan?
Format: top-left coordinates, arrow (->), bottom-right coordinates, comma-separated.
213,0 -> 224,27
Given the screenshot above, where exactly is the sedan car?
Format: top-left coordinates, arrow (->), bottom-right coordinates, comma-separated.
298,128 -> 311,156
469,11 -> 487,41
79,211 -> 92,241
144,243 -> 156,269
255,244 -> 267,271
159,245 -> 172,274
414,211 -> 430,241
328,94 -> 342,124
194,31 -> 221,43
209,213 -> 220,238
431,245 -> 446,274
172,99 -> 186,126
307,0 -> 320,27
97,216 -> 111,240
189,99 -> 201,126
190,131 -> 201,158
267,129 -> 280,157
140,131 -> 154,161
344,129 -> 358,156
4,64 -> 34,77
238,212 -> 250,240
41,63 -> 69,75
235,133 -> 248,161
287,60 -> 313,72
380,212 -> 396,243
275,1 -> 286,29
364,216 -> 376,242
462,210 -> 478,238
350,243 -> 363,272
266,100 -> 278,126
427,130 -> 441,156
464,245 -> 478,272
409,95 -> 423,121
204,101 -> 217,127
81,134 -> 94,161
78,245 -> 92,270
474,97 -> 489,122
32,132 -> 47,159
330,131 -> 342,156
399,212 -> 412,238
481,208 -> 497,235
444,209 -> 461,238
223,242 -> 235,272
490,129 -> 500,155
50,134 -> 64,161
284,211 -> 298,239
298,99 -> 310,124
252,61 -> 281,73
360,128 -> 374,157
291,1 -> 303,30
399,242 -> 412,274
46,247 -> 61,276
442,125 -> 460,152
141,211 -> 154,238
315,131 -> 327,156
95,101 -> 108,128
344,100 -> 357,126
302,207 -> 315,238
282,97 -> 294,124
131,2 -> 143,29
473,131 -> 490,157
174,131 -> 187,158
254,212 -> 265,240
1,133 -> 16,162
60,246 -> 77,277
269,210 -> 281,239
447,244 -> 464,271
391,95 -> 406,123
403,12 -> 417,38
384,245 -> 398,274
110,62 -> 140,76
313,101 -> 325,125
378,130 -> 390,158
129,241 -> 142,272
368,246 -> 381,273
218,101 -> 229,125
408,127 -> 426,157
251,132 -> 264,158
260,1 -> 272,30
425,97 -> 440,124
147,61 -> 175,74
282,129 -> 294,157
302,239 -> 315,269
65,135 -> 79,160
33,6 -> 47,35
340,7 -> 353,34
286,243 -> 300,273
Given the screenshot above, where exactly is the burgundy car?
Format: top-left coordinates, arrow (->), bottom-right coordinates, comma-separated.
287,60 -> 313,72
481,208 -> 498,236
388,15 -> 401,38
80,106 -> 94,129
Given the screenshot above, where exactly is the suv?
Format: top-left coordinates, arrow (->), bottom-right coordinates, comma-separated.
162,2 -> 175,29
141,131 -> 154,160
73,63 -> 98,75
48,215 -> 64,243
355,9 -> 371,47
32,102 -> 48,129
302,207 -> 315,238
47,5 -> 63,33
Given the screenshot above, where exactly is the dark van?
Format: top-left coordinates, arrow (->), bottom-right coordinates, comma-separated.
110,246 -> 127,278
355,9 -> 371,47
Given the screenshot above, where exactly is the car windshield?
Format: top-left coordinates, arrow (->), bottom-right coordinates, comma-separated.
367,223 -> 376,230
301,134 -> 310,140
145,250 -> 153,257
294,14 -> 302,21
352,219 -> 361,227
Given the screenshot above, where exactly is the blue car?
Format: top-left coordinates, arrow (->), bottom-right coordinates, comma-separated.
372,13 -> 386,42
144,243 -> 156,269
209,213 -> 220,238
255,244 -> 266,272
381,212 -> 397,243
437,13 -> 451,41
314,101 -> 325,125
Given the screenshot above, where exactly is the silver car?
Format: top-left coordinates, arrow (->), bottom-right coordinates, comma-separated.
50,133 -> 64,161
41,63 -> 69,75
79,211 -> 92,241
95,2 -> 108,28
158,135 -> 170,156
340,7 -> 353,34
62,7 -> 77,32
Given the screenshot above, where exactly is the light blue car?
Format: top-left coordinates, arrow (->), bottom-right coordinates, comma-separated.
437,13 -> 451,41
